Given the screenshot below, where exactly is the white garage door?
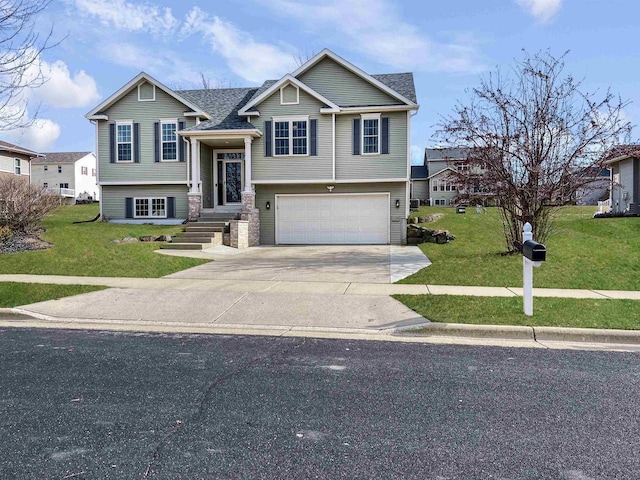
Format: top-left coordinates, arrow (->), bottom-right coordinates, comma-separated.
276,194 -> 390,244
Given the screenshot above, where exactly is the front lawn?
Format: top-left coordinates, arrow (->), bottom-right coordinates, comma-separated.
395,294 -> 640,330
0,204 -> 208,277
401,206 -> 640,290
0,283 -> 106,308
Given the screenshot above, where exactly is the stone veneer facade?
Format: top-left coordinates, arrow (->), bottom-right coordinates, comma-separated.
187,193 -> 201,220
240,191 -> 260,247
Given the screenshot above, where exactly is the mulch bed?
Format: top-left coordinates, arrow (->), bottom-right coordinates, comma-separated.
0,233 -> 51,254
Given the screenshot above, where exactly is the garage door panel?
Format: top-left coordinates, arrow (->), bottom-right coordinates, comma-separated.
276,194 -> 389,245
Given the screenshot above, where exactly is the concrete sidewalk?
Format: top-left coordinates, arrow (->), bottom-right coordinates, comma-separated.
1,274 -> 640,299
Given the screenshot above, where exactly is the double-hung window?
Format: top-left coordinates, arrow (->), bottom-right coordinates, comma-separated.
81,166 -> 88,175
116,122 -> 133,162
273,117 -> 308,156
361,114 -> 380,155
161,120 -> 177,161
14,158 -> 21,175
135,197 -> 166,218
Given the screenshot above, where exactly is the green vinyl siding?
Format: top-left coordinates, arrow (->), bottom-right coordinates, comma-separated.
255,182 -> 408,245
252,89 -> 332,181
101,185 -> 188,220
97,87 -> 194,183
200,144 -> 214,208
298,57 -> 401,107
411,180 -> 429,200
335,112 -> 407,180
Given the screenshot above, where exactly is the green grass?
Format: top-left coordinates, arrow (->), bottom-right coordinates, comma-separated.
394,294 -> 640,330
401,206 -> 640,290
0,282 -> 106,308
0,204 -> 208,277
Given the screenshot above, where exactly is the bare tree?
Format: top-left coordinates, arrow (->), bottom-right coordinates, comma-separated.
436,50 -> 632,252
0,0 -> 55,130
293,50 -> 316,67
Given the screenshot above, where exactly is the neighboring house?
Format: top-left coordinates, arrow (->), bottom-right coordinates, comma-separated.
30,152 -> 99,201
574,167 -> 610,206
86,49 -> 418,245
603,145 -> 640,214
424,147 -> 470,206
410,165 -> 429,203
0,140 -> 39,182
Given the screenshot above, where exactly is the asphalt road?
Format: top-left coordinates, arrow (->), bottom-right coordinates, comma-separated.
1,328 -> 639,479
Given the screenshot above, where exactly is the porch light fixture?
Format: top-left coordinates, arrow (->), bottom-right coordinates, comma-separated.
395,199 -> 400,208
266,201 -> 271,210
327,185 -> 334,192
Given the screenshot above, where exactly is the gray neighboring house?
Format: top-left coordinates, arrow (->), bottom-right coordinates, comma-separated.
424,147 -> 470,206
0,140 -> 39,182
30,152 -> 98,201
410,165 -> 429,202
603,145 -> 640,214
86,49 -> 419,245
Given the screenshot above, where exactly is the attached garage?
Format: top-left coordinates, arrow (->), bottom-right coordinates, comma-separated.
275,193 -> 390,244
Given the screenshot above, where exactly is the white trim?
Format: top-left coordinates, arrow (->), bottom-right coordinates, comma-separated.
361,113 -> 381,156
133,197 -> 167,219
427,167 -> 457,180
87,114 -> 108,121
137,82 -> 156,102
238,75 -> 340,115
280,83 -> 299,105
14,158 -> 21,175
85,72 -> 209,120
159,118 -> 179,162
322,105 -> 419,114
332,113 -> 336,181
252,178 -> 408,184
274,192 -> 391,245
243,111 -> 260,116
0,144 -> 39,156
177,129 -> 262,138
273,117 -> 310,157
115,121 -> 134,163
291,49 -> 417,106
183,111 -> 203,117
98,181 -> 189,186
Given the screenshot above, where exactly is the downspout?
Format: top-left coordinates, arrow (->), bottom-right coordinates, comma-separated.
332,113 -> 336,181
91,119 -> 103,219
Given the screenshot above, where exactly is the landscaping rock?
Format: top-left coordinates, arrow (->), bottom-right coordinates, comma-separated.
155,235 -> 171,242
408,217 -> 418,225
120,237 -> 139,243
406,224 -> 455,244
0,233 -> 51,254
138,236 -> 155,242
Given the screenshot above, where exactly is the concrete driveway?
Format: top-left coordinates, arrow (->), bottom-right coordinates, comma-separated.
165,245 -> 430,284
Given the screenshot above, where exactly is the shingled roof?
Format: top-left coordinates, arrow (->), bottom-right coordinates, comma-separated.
31,152 -> 93,165
177,87 -> 258,131
0,140 -> 39,157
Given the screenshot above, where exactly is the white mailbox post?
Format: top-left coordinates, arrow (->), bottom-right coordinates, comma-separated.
522,223 -> 546,316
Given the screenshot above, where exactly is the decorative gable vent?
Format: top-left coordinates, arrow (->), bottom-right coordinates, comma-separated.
280,83 -> 299,105
138,81 -> 156,102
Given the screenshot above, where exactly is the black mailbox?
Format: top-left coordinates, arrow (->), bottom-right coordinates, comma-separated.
523,240 -> 546,262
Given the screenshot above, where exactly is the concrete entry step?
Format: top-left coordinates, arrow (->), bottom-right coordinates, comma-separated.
160,242 -> 211,250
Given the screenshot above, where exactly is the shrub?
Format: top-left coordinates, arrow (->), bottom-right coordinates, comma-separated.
0,176 -> 60,233
0,225 -> 12,243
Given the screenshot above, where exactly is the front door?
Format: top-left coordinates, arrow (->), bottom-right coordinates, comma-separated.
224,160 -> 242,204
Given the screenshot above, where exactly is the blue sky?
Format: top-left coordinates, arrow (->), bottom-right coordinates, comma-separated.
4,0 -> 639,163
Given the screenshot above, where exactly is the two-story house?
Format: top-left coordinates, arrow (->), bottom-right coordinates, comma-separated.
30,152 -> 99,201
86,49 -> 418,245
424,147 -> 469,206
0,140 -> 39,182
603,145 -> 640,214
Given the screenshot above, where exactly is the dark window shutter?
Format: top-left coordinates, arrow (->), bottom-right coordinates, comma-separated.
264,121 -> 272,157
154,122 -> 160,162
109,124 -> 116,163
125,197 -> 133,218
381,117 -> 389,154
167,197 -> 176,218
178,121 -> 185,162
352,118 -> 360,155
133,123 -> 140,163
310,119 -> 317,156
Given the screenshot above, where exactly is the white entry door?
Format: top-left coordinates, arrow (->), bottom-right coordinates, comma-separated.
276,194 -> 390,244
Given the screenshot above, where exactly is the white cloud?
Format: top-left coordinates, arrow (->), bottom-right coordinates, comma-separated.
73,0 -> 179,36
100,41 -> 203,87
2,106 -> 61,152
262,0 -> 485,74
516,0 -> 562,23
30,59 -> 100,108
181,7 -> 297,83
